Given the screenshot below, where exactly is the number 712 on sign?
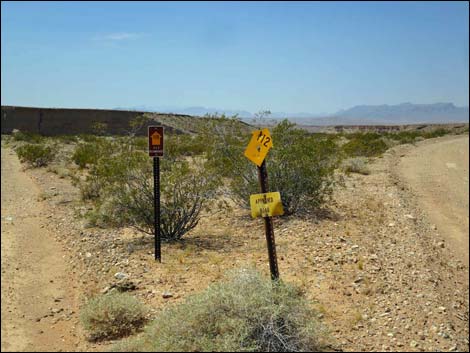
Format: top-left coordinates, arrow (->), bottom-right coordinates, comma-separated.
244,128 -> 273,167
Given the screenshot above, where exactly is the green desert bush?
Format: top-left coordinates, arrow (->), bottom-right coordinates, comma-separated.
79,149 -> 150,201
90,158 -> 218,241
165,133 -> 207,158
12,130 -> 45,143
15,143 -> 56,167
202,118 -> 341,215
341,132 -> 388,157
80,292 -> 148,341
386,130 -> 420,144
341,157 -> 370,175
422,128 -> 449,139
72,141 -> 107,168
78,139 -> 218,241
112,268 -> 328,352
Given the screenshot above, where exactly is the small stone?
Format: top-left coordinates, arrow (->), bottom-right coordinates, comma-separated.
114,272 -> 128,280
437,242 -> 445,248
410,340 -> 418,348
388,222 -> 395,227
351,245 -> 359,250
404,214 -> 415,220
162,291 -> 173,299
85,252 -> 92,258
354,277 -> 364,283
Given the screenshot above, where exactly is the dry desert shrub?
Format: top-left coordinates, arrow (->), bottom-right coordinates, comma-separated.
112,268 -> 329,352
341,157 -> 370,175
80,292 -> 148,341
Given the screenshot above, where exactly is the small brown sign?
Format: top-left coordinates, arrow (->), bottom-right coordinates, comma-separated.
148,126 -> 164,157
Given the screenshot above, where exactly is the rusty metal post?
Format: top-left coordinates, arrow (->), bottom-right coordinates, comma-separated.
257,159 -> 280,280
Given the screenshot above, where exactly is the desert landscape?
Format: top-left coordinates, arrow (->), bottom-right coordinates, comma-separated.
2,2 -> 469,352
1,118 -> 468,352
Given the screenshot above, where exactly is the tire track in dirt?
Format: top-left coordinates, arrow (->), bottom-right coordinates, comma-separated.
1,146 -> 83,351
397,135 -> 469,266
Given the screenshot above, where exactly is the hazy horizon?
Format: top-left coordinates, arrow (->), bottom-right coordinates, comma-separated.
2,1 -> 469,113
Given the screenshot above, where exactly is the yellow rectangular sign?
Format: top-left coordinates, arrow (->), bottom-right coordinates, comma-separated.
244,128 -> 273,167
250,192 -> 284,218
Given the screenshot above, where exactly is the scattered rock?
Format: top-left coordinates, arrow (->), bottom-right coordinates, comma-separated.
114,272 -> 128,280
162,291 -> 173,299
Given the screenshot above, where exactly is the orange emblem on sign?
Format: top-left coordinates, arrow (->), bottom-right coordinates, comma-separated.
151,131 -> 161,146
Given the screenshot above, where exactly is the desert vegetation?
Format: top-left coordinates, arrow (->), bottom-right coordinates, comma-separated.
3,118 -> 468,352
111,268 -> 328,352
7,119 -> 465,233
80,292 -> 148,341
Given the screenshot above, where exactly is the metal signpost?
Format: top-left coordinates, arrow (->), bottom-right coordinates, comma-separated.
148,126 -> 164,262
244,129 -> 283,280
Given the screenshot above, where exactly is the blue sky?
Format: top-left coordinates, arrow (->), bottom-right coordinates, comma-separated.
1,1 -> 469,114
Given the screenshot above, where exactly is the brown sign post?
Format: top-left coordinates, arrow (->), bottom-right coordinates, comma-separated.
244,128 -> 280,280
148,126 -> 164,262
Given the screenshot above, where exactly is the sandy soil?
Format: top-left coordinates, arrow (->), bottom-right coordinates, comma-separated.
397,135 -> 469,265
1,147 -> 86,352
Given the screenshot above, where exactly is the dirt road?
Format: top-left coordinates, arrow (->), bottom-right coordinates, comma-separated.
397,135 -> 469,265
1,146 -> 82,351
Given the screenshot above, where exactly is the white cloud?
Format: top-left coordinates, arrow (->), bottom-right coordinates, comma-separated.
93,32 -> 144,41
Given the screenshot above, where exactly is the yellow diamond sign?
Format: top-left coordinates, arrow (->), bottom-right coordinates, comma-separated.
250,192 -> 284,218
244,128 -> 273,167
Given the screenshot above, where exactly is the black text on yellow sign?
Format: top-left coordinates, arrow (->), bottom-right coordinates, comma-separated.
250,191 -> 284,218
244,128 -> 273,167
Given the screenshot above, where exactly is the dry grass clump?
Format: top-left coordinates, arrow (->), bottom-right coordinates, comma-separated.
341,157 -> 370,175
112,268 -> 329,352
80,292 -> 148,341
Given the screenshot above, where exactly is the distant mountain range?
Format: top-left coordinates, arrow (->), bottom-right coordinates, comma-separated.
115,103 -> 469,125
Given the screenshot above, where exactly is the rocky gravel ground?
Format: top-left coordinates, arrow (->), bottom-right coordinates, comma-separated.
24,141 -> 469,352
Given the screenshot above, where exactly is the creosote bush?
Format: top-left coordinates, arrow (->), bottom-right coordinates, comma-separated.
72,140 -> 109,168
96,158 -> 218,241
77,128 -> 219,241
80,292 -> 148,341
112,268 -> 329,352
341,132 -> 388,157
15,143 -> 56,167
202,118 -> 340,215
12,130 -> 45,143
